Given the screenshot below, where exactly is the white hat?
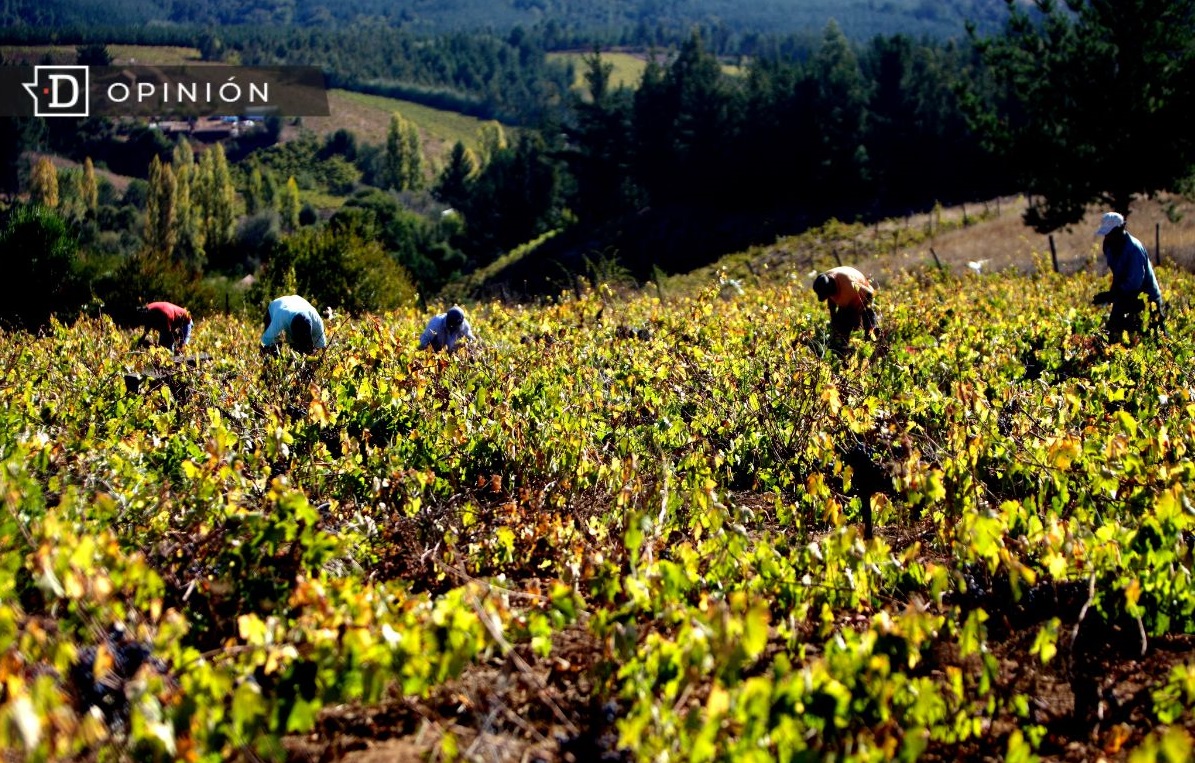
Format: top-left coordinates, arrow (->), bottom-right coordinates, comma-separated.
1096,212 -> 1125,236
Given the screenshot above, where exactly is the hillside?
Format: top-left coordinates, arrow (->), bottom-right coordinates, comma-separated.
2,0 -> 1012,41
465,194 -> 1195,301
301,89 -> 490,160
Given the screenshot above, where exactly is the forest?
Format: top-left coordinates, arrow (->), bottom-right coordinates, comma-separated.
0,0 -> 1076,328
1,0 -> 1012,43
4,0 -> 1194,325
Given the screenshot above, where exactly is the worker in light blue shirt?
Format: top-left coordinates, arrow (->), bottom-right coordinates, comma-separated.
1092,212 -> 1165,339
419,305 -> 475,353
261,295 -> 326,355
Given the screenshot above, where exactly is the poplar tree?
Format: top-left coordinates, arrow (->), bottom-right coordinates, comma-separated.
29,156 -> 59,208
282,175 -> 301,230
383,112 -> 427,191
171,139 -> 206,269
402,118 -> 425,190
247,166 -> 265,215
197,143 -> 236,254
82,157 -> 98,215
476,120 -> 508,167
144,155 -> 177,257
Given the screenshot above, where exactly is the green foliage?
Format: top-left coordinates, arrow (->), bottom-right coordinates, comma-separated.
257,226 -> 418,314
331,188 -> 466,293
92,250 -> 222,321
383,112 -> 427,192
0,204 -> 90,329
1,260 -> 1195,760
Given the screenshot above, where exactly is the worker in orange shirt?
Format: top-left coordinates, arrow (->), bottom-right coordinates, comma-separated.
812,266 -> 879,347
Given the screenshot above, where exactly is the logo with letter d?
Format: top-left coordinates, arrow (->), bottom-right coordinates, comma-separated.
23,66 -> 89,117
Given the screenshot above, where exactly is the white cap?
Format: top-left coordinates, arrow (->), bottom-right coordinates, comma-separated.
1096,212 -> 1125,236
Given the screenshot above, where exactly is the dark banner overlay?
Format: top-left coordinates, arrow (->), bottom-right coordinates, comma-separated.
3,65 -> 329,119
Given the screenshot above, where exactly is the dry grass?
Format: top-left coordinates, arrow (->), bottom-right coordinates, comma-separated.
884,194 -> 1195,280
664,194 -> 1195,298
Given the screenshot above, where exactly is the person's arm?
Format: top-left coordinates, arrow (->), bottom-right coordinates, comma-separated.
261,310 -> 284,346
858,281 -> 875,306
419,317 -> 442,350
311,312 -> 327,349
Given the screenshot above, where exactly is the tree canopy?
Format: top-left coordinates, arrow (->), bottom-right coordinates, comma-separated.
969,0 -> 1195,232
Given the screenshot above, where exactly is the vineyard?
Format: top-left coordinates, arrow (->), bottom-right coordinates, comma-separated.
3,258 -> 1195,762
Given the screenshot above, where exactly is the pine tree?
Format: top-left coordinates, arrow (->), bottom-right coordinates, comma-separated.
144,155 -> 177,257
972,0 -> 1195,230
433,141 -> 478,211
29,156 -> 59,208
810,20 -> 870,201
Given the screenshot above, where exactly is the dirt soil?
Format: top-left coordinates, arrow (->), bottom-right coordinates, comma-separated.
283,516 -> 1195,763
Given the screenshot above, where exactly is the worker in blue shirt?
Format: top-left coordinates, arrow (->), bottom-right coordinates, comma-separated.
1092,212 -> 1165,340
419,305 -> 475,353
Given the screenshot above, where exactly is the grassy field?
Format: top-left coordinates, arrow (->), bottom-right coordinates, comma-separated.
548,49 -> 650,94
549,48 -> 745,96
299,89 -> 491,163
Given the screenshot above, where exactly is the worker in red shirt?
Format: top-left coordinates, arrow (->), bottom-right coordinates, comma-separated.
812,266 -> 879,346
136,301 -> 193,352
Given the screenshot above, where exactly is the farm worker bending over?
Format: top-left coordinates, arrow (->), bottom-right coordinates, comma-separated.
419,305 -> 476,353
261,295 -> 327,356
136,301 -> 193,352
1092,212 -> 1165,339
812,266 -> 879,343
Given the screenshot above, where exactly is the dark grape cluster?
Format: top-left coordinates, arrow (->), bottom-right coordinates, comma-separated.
68,624 -> 164,729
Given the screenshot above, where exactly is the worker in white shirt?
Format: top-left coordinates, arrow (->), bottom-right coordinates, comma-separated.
260,294 -> 327,356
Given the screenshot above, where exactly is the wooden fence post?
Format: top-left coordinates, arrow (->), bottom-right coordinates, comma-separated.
930,247 -> 945,272
1049,234 -> 1059,273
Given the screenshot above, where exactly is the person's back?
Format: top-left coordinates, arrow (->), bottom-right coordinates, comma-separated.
261,295 -> 327,354
812,266 -> 878,349
816,266 -> 874,312
419,305 -> 475,353
138,301 -> 193,351
1094,212 -> 1164,339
